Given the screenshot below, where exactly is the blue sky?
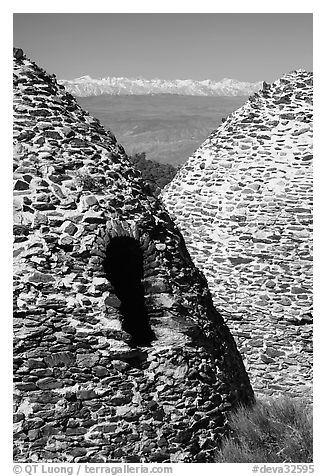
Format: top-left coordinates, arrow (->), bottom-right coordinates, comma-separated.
13,13 -> 312,82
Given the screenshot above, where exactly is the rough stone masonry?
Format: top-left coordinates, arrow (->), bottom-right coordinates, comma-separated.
162,70 -> 313,400
13,48 -> 254,463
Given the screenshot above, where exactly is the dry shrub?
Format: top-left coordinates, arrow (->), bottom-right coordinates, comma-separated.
215,396 -> 313,463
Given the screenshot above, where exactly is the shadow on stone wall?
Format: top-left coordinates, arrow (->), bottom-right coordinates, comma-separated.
103,236 -> 156,347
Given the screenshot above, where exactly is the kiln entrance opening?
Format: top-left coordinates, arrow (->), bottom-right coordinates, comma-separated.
103,236 -> 156,347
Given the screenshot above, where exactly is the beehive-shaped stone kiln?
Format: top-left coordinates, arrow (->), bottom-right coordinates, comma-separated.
162,71 -> 313,399
13,48 -> 254,463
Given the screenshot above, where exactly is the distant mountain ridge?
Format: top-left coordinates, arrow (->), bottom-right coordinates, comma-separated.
59,75 -> 263,97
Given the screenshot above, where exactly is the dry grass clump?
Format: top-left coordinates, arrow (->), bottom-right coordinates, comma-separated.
215,396 -> 313,463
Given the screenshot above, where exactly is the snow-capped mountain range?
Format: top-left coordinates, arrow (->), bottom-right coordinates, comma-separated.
58,75 -> 263,97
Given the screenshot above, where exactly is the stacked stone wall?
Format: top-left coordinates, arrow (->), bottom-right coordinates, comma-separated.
13,48 -> 254,463
162,71 -> 313,399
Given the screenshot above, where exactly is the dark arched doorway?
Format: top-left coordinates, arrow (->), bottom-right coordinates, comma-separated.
103,236 -> 156,347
